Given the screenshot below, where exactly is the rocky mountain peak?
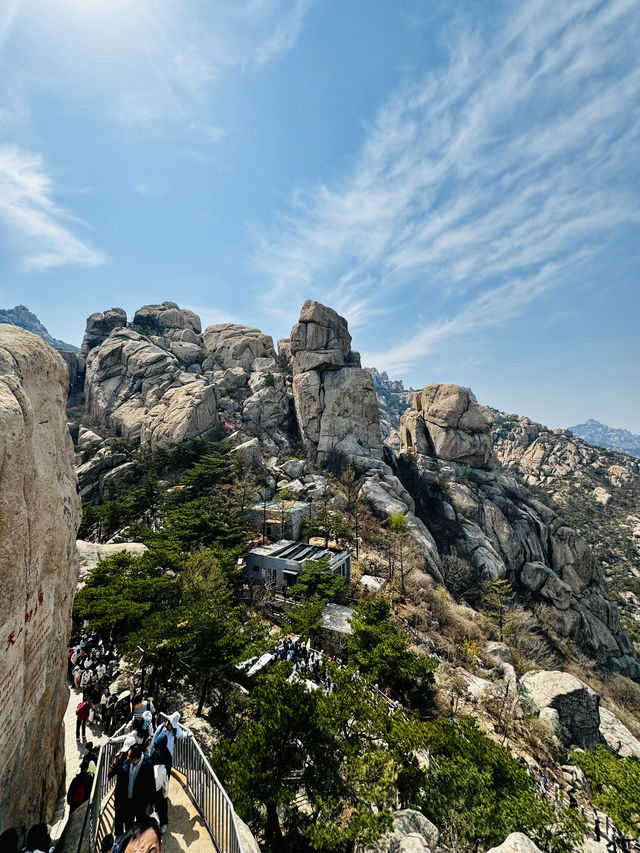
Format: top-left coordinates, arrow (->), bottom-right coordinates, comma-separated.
80,307 -> 127,356
133,301 -> 202,335
569,418 -> 640,458
290,299 -> 356,373
66,299 -> 639,681
0,304 -> 79,353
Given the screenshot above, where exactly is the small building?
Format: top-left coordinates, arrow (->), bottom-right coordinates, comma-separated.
359,574 -> 388,594
320,603 -> 354,635
246,539 -> 351,589
320,603 -> 354,656
247,500 -> 314,541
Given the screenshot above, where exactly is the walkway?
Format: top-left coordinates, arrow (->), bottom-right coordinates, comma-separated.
52,686 -> 213,853
51,686 -> 110,838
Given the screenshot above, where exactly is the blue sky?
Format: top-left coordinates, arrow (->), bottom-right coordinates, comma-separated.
0,0 -> 638,431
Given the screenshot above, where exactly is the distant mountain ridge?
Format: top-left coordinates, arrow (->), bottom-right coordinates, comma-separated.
0,305 -> 79,353
569,418 -> 640,458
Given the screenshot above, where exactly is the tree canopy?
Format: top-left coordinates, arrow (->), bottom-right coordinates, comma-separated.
422,717 -> 587,853
572,746 -> 640,838
347,598 -> 437,713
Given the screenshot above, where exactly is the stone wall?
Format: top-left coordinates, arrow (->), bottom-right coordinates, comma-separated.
0,327 -> 81,832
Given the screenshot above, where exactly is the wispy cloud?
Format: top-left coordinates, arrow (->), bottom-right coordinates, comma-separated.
4,0 -> 311,132
0,145 -> 106,271
133,182 -> 169,199
255,0 -> 640,368
0,0 -> 22,57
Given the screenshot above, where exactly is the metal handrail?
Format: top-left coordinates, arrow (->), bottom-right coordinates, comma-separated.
76,717 -> 244,853
77,723 -> 127,853
155,713 -> 244,853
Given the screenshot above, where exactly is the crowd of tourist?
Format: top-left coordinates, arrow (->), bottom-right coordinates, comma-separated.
64,630 -> 193,842
273,636 -> 344,693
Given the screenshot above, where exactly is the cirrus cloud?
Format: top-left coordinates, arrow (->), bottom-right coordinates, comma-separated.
255,0 -> 640,371
0,145 -> 105,272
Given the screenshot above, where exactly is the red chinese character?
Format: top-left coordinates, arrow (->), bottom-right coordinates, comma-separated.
24,608 -> 33,624
38,591 -> 44,606
5,631 -> 16,651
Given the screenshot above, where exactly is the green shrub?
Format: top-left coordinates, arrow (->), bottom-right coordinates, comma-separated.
572,746 -> 640,838
422,717 -> 587,852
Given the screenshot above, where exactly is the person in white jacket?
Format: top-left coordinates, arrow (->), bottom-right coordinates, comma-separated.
152,712 -> 190,764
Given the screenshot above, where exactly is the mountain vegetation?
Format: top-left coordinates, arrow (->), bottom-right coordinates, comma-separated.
64,300 -> 640,852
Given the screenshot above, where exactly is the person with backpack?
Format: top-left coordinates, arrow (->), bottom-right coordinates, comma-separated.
82,742 -> 99,774
152,712 -> 191,763
67,769 -> 94,813
76,696 -> 92,742
106,692 -> 118,733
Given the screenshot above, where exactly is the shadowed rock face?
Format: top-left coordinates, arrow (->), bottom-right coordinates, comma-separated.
520,671 -> 602,748
80,307 -> 127,357
397,382 -> 639,680
0,326 -> 81,830
289,300 -> 384,467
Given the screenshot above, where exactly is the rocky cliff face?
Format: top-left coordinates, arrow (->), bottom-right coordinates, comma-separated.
0,326 -> 81,830
80,302 -> 293,450
73,299 -> 638,679
395,386 -> 639,679
492,412 -> 640,644
366,368 -> 414,448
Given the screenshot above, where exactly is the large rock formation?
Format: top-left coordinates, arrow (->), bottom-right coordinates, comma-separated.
397,384 -> 639,679
84,316 -> 221,446
80,307 -> 127,357
288,301 -> 384,467
76,540 -> 148,584
404,384 -> 494,469
492,411 -> 640,643
81,304 -> 294,449
0,327 -> 81,831
202,324 -> 276,370
359,809 -> 439,853
74,301 -> 638,678
598,706 -> 640,759
519,670 -> 601,747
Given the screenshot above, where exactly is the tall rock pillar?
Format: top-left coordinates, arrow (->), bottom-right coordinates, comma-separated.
0,327 -> 81,831
289,301 -> 383,468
